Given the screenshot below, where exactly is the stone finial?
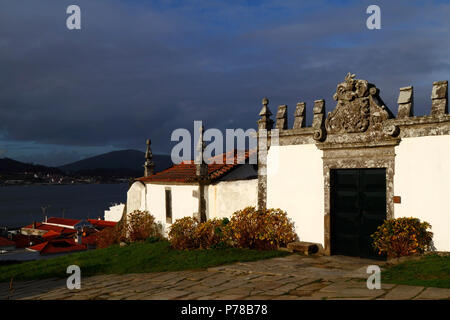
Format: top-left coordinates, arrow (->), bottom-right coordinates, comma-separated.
431,80 -> 448,116
257,97 -> 274,130
144,139 -> 155,177
312,99 -> 326,141
275,105 -> 288,130
397,86 -> 414,118
195,125 -> 208,178
293,102 -> 306,129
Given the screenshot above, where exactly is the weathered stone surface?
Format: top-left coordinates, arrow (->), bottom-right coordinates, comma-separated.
296,281 -> 329,291
397,86 -> 414,118
431,80 -> 448,116
293,102 -> 306,129
287,241 -> 320,255
257,98 -> 274,130
325,73 -> 393,134
382,285 -> 424,300
431,80 -> 448,99
398,86 -> 413,104
312,99 -> 326,141
288,290 -> 315,297
275,105 -> 288,130
272,295 -> 302,300
263,76 -> 450,152
414,287 -> 450,300
5,254 -> 446,301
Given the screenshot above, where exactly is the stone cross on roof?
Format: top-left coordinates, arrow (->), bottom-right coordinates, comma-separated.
195,125 -> 208,178
144,139 -> 155,177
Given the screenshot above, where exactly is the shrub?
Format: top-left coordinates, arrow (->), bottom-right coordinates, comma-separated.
168,217 -> 199,250
226,207 -> 298,250
126,210 -> 163,242
96,226 -> 122,249
371,217 -> 433,258
194,218 -> 229,249
96,211 -> 162,248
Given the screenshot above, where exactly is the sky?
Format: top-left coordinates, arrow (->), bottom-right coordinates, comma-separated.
0,0 -> 449,166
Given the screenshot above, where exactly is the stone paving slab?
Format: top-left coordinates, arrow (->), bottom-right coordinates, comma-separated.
381,285 -> 424,300
414,287 -> 450,300
1,254 -> 448,300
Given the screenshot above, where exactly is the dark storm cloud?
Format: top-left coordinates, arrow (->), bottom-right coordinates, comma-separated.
0,0 -> 449,165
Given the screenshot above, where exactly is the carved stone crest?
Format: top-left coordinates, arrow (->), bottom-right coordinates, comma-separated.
325,73 -> 393,134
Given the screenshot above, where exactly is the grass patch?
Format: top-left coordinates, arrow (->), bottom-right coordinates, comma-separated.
382,254 -> 450,288
0,239 -> 289,283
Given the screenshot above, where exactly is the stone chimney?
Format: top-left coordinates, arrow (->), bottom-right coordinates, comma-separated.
144,139 -> 155,177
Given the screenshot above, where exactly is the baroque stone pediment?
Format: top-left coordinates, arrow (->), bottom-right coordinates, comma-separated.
325,73 -> 394,134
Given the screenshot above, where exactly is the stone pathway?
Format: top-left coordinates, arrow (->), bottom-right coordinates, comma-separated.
1,254 -> 449,300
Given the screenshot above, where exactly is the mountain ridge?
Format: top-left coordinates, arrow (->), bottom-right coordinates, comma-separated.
0,158 -> 62,174
58,149 -> 173,175
0,150 -> 173,178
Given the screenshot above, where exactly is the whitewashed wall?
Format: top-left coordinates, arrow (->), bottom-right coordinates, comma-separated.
126,182 -> 146,213
126,179 -> 258,234
394,135 -> 450,251
144,183 -> 198,233
104,203 -> 125,222
266,144 -> 325,246
207,179 -> 258,219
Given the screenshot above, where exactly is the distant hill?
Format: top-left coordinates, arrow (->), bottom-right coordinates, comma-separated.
59,149 -> 173,177
0,158 -> 62,174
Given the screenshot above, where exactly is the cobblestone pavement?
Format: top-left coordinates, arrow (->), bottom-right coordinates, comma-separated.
1,254 -> 449,300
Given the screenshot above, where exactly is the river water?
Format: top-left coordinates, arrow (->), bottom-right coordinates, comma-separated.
0,183 -> 129,228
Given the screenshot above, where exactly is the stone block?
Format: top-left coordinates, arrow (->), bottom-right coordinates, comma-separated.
293,102 -> 306,129
397,86 -> 413,104
275,105 -> 288,130
397,86 -> 414,118
287,241 -> 320,255
431,80 -> 448,116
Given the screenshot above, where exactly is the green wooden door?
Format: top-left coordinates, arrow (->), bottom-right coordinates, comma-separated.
330,168 -> 386,260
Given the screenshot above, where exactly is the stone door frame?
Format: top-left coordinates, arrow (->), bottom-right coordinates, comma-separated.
319,143 -> 397,255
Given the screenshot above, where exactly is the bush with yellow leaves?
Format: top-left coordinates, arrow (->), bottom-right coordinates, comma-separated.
371,217 -> 433,258
168,216 -> 200,250
226,206 -> 298,250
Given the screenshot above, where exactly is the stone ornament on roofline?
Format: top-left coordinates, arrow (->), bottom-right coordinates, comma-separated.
144,139 -> 155,177
257,97 -> 274,130
325,73 -> 395,135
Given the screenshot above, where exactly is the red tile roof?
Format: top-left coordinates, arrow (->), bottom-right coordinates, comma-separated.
23,222 -> 76,235
42,230 -> 61,239
87,219 -> 117,228
27,239 -> 86,255
45,217 -> 81,227
0,236 -> 15,247
11,234 -> 44,248
137,150 -> 255,183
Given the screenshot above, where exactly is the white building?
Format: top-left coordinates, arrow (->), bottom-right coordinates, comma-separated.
104,203 -> 126,222
127,73 -> 450,258
127,151 -> 258,232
